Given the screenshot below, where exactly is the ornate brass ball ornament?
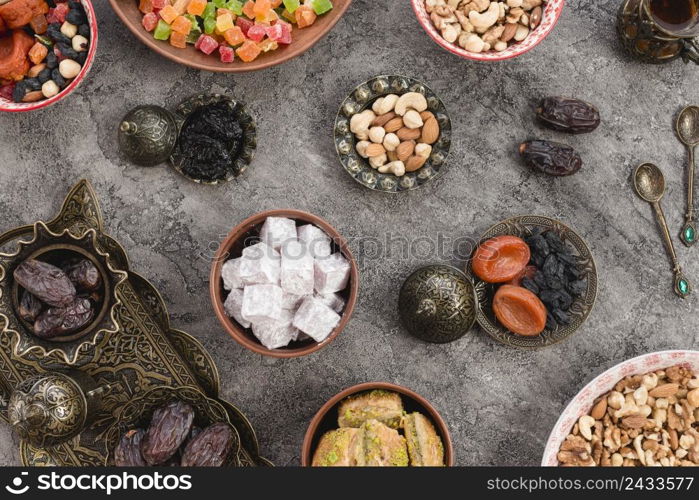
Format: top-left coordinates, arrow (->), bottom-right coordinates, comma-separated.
617,0 -> 699,64
119,105 -> 179,167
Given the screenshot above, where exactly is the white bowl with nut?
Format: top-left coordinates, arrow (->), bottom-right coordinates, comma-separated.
334,75 -> 451,193
542,351 -> 699,467
412,0 -> 565,61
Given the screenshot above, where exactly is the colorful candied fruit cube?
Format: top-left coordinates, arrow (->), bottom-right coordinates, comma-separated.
219,44 -> 235,62
227,0 -> 244,15
28,42 -> 48,65
203,2 -> 216,18
281,8 -> 295,23
253,0 -> 271,15
0,83 -> 15,102
153,19 -> 172,40
271,0 -> 282,7
294,5 -> 316,28
187,0 -> 206,15
196,34 -> 219,54
172,0 -> 190,15
258,38 -> 278,52
282,0 -> 299,14
242,0 -> 256,18
266,22 -> 291,44
257,9 -> 278,23
310,0 -> 332,15
236,16 -> 254,35
216,12 -> 234,32
204,17 -> 216,33
29,14 -> 48,34
236,40 -> 261,62
152,0 -> 168,9
213,0 -> 226,7
49,2 -> 69,23
246,24 -> 266,42
170,31 -> 188,48
139,0 -> 153,13
159,4 -> 179,24
223,26 -> 245,45
142,12 -> 159,31
171,15 -> 192,34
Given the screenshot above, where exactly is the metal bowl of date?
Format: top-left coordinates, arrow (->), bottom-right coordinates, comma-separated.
466,215 -> 598,349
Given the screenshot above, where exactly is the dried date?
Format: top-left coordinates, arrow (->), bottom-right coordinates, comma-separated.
18,290 -> 43,323
536,97 -> 600,134
63,259 -> 102,292
34,298 -> 94,339
14,259 -> 76,307
519,140 -> 582,177
180,422 -> 235,467
142,400 -> 194,465
114,429 -> 146,466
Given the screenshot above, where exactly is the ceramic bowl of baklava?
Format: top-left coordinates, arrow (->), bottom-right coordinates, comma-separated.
302,382 -> 453,466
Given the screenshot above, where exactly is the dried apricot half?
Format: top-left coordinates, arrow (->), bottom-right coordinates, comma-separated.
472,235 -> 531,283
493,285 -> 547,336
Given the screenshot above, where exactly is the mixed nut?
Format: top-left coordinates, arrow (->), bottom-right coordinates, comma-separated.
350,92 -> 439,176
424,0 -> 547,54
558,365 -> 699,467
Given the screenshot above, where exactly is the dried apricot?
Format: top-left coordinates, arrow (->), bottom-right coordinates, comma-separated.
508,265 -> 537,287
493,285 -> 547,336
472,235 -> 531,283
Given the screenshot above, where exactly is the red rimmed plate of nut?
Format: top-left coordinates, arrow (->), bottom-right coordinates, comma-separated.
412,0 -> 564,61
334,75 -> 451,193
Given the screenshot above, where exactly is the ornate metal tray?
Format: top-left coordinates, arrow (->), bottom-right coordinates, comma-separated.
0,180 -> 269,466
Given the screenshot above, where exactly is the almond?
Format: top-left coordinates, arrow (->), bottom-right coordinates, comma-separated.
28,64 -> 46,78
669,428 -> 679,450
372,111 -> 396,128
365,143 -> 386,158
501,23 -> 517,42
387,150 -> 399,162
384,117 -> 404,133
22,91 -> 44,103
396,140 -> 415,162
396,127 -> 421,141
420,117 -> 440,145
405,155 -> 427,172
590,398 -> 608,420
649,383 -> 679,398
420,110 -> 435,122
621,415 -> 648,429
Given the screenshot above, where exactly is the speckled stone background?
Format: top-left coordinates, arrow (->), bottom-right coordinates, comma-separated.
0,0 -> 698,466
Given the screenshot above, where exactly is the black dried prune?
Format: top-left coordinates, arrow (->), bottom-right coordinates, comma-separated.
522,277 -> 539,295
553,309 -> 570,325
14,259 -> 76,307
142,400 -> 194,465
114,429 -> 146,466
63,259 -> 101,292
519,140 -> 582,177
19,291 -> 43,323
180,422 -> 234,467
536,97 -> 600,134
34,298 -> 93,338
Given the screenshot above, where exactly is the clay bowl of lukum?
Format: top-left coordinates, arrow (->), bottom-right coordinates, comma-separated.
210,209 -> 359,359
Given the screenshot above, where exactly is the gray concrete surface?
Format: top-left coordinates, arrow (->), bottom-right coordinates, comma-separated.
1,0 -> 698,466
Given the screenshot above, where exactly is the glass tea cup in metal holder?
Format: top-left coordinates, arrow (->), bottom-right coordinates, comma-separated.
618,0 -> 699,64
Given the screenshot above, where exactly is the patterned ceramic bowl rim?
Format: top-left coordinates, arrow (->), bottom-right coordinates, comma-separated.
542,350 -> 699,466
301,381 -> 454,466
0,0 -> 99,113
411,0 -> 565,62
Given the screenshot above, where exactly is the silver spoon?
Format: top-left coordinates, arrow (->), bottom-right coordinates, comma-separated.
676,105 -> 699,247
633,163 -> 691,298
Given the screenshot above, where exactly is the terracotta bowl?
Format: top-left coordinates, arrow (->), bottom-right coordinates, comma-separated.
301,381 -> 454,466
210,209 -> 359,358
542,350 -> 699,466
411,0 -> 564,62
108,0 -> 352,73
0,0 -> 99,112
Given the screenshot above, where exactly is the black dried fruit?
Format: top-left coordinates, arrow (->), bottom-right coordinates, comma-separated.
38,67 -> 52,84
553,309 -> 570,325
34,298 -> 94,338
46,24 -> 71,45
519,140 -> 582,177
24,78 -> 41,91
78,23 -> 90,38
63,259 -> 101,292
66,9 -> 87,25
114,429 -> 146,466
179,133 -> 232,181
52,69 -> 67,89
19,291 -> 43,323
521,277 -> 539,295
45,52 -> 58,69
142,400 -> 194,465
180,422 -> 234,467
536,97 -> 600,134
12,81 -> 28,103
14,259 -> 76,307
56,43 -> 78,61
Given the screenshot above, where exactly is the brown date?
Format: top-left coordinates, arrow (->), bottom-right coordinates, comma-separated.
142,400 -> 194,465
519,140 -> 582,177
63,259 -> 102,292
114,429 -> 146,466
14,259 -> 76,307
536,97 -> 600,134
33,298 -> 94,339
18,290 -> 43,323
180,422 -> 235,467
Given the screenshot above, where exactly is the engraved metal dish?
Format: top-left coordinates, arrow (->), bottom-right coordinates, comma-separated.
465,216 -> 598,349
169,94 -> 257,185
334,75 -> 451,193
119,105 -> 179,167
103,385 -> 241,466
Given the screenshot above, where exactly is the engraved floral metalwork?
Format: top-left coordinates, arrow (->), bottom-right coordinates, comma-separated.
118,105 -> 179,167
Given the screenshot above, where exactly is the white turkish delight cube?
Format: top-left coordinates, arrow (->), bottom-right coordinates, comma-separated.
252,309 -> 300,349
280,240 -> 314,296
292,297 -> 341,342
314,252 -> 351,294
238,242 -> 280,285
314,292 -> 346,314
297,224 -> 332,258
259,217 -> 297,251
223,288 -> 250,328
282,292 -> 307,310
241,284 -> 283,323
221,257 -> 244,290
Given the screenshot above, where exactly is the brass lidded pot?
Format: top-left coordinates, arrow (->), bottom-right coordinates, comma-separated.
118,105 -> 179,167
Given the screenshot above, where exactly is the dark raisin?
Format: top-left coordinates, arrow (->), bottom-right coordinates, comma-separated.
46,24 -> 71,45
536,97 -> 600,134
76,51 -> 87,65
38,67 -> 52,83
521,277 -> 539,295
12,82 -> 28,103
567,280 -> 587,296
78,23 -> 90,38
546,312 -> 558,331
57,43 -> 79,61
45,52 -> 58,69
66,9 -> 87,25
553,309 -> 570,325
52,69 -> 67,88
23,78 -> 41,91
